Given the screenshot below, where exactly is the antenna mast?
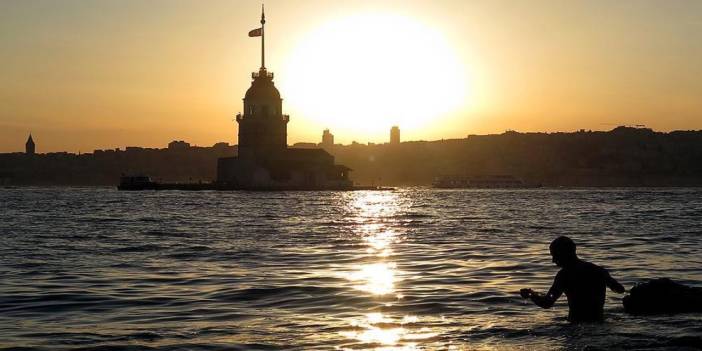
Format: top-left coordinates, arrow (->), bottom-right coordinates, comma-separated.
261,4 -> 266,69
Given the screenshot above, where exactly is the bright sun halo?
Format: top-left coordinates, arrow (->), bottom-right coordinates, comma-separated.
282,13 -> 467,140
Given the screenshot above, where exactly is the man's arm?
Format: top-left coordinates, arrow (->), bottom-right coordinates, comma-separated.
520,272 -> 564,309
604,269 -> 625,293
532,285 -> 562,308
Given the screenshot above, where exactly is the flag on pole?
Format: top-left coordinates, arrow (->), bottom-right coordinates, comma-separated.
248,28 -> 262,37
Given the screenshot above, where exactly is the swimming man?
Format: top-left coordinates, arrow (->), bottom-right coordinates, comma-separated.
520,236 -> 625,322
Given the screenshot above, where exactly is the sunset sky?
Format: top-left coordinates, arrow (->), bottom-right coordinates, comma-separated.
1,0 -> 701,153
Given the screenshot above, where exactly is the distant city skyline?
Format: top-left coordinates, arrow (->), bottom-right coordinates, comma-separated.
2,0 -> 702,153
11,124 -> 407,155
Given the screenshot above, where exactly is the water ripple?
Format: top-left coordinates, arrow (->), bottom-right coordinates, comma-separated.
1,187 -> 701,350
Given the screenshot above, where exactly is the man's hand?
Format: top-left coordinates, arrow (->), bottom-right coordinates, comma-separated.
520,288 -> 557,308
612,284 -> 626,294
605,272 -> 626,294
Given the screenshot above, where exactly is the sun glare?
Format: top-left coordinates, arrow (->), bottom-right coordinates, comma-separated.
282,13 -> 468,140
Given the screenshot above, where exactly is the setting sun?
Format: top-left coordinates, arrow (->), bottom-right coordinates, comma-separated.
281,13 -> 468,139
2,2 -> 702,350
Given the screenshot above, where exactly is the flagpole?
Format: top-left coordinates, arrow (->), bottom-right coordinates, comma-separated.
261,4 -> 266,70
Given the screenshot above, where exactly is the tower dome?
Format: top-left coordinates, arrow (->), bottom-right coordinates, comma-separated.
244,68 -> 281,101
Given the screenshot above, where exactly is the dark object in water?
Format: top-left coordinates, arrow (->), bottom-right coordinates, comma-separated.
118,175 -> 158,190
623,278 -> 702,315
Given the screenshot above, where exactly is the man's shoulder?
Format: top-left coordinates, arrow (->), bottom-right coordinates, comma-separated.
578,259 -> 608,274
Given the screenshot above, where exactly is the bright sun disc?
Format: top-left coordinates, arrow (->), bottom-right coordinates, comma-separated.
282,13 -> 467,140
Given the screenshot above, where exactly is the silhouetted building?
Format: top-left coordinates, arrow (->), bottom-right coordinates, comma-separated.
292,142 -> 317,149
212,142 -> 231,151
25,134 -> 35,155
390,126 -> 400,145
322,129 -> 334,149
125,146 -> 144,152
217,9 -> 351,189
168,140 -> 191,150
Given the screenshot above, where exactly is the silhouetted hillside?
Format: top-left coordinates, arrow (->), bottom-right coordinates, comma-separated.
2,128 -> 701,187
329,127 -> 702,186
0,143 -> 236,186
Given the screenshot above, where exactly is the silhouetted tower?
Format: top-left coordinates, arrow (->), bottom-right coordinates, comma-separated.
236,5 -> 289,159
322,129 -> 334,149
390,126 -> 400,145
25,134 -> 35,155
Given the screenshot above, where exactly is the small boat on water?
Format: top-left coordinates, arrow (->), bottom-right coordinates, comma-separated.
117,175 -> 158,190
432,174 -> 540,189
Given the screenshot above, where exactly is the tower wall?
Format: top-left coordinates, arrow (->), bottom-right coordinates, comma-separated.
237,69 -> 289,159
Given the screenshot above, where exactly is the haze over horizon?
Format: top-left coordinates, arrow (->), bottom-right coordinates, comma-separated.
2,0 -> 701,153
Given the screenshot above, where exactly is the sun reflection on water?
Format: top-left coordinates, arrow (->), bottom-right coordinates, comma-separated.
346,262 -> 397,295
340,313 -> 438,351
365,228 -> 397,257
342,192 -> 404,297
337,191 -> 438,350
349,192 -> 402,219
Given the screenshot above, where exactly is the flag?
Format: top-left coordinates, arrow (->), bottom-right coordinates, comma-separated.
248,28 -> 262,37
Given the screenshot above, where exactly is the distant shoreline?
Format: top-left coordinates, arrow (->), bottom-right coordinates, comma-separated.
2,127 -> 701,187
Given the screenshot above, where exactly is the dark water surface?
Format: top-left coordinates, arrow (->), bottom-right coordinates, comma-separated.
1,188 -> 701,350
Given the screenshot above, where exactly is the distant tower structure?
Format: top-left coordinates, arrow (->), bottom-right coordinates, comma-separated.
322,129 -> 334,149
235,5 -> 289,159
390,126 -> 400,145
216,6 -> 352,189
25,134 -> 35,155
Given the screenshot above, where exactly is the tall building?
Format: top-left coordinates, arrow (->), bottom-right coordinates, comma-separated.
25,134 -> 35,155
322,129 -> 334,149
390,126 -> 400,145
217,8 -> 351,189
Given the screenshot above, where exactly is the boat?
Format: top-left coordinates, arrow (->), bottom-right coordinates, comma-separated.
117,175 -> 158,190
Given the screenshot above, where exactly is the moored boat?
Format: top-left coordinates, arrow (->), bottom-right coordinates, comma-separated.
117,175 -> 158,190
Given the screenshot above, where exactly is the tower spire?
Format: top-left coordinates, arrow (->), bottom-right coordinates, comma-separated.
260,4 -> 266,70
26,132 -> 35,155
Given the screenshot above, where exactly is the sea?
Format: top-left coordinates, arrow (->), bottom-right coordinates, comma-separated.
1,187 -> 701,350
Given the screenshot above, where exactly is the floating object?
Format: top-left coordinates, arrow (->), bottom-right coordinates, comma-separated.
623,278 -> 702,315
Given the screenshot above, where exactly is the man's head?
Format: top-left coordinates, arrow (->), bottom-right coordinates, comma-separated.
549,236 -> 577,267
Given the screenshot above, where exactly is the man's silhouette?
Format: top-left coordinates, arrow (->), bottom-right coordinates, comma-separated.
520,236 -> 625,322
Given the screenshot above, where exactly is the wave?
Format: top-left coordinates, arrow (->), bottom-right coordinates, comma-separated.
2,187 -> 701,350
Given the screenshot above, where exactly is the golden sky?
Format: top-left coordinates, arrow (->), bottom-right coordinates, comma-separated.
1,0 -> 701,153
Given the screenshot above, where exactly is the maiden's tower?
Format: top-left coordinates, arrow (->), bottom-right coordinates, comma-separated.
217,7 -> 352,189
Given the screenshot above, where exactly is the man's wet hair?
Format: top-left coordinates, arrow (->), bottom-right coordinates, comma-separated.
550,236 -> 577,257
